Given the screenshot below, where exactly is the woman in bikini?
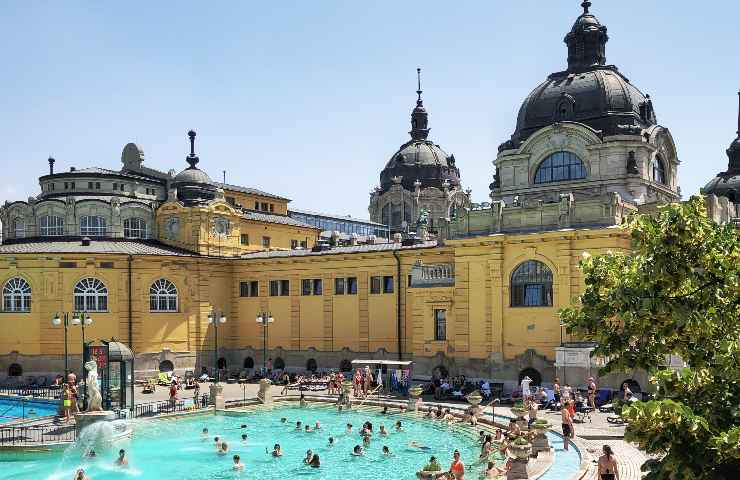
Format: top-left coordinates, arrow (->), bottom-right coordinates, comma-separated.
597,445 -> 619,480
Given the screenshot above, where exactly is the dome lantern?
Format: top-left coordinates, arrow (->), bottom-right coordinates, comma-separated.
410,68 -> 430,140
565,1 -> 609,73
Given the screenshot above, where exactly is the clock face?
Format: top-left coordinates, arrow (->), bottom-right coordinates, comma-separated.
165,218 -> 180,239
213,217 -> 229,236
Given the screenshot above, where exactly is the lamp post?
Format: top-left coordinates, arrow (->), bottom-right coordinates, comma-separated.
207,309 -> 227,383
256,312 -> 274,373
51,312 -> 79,376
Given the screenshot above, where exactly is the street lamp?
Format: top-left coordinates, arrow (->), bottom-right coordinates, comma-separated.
51,312 -> 80,376
256,312 -> 274,373
73,313 -> 93,408
207,309 -> 227,383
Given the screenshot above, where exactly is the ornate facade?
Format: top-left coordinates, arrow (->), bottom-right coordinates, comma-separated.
369,69 -> 470,237
1,3 -> 735,392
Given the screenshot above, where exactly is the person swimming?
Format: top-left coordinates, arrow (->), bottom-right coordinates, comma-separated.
233,454 -> 244,471
214,436 -> 221,447
217,441 -> 229,455
328,436 -> 335,446
74,468 -> 89,480
379,424 -> 388,436
346,423 -> 353,433
308,454 -> 320,468
352,445 -> 363,456
382,446 -> 392,456
115,449 -> 128,466
363,434 -> 371,447
280,417 -> 287,423
272,444 -> 282,457
305,425 -> 312,433
381,406 -> 389,415
201,427 -> 209,438
241,433 -> 248,445
315,421 -> 321,430
296,421 -> 302,430
395,420 -> 403,431
303,449 -> 314,464
409,441 -> 431,451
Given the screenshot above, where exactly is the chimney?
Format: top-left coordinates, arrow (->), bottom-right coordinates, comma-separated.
48,157 -> 55,175
81,237 -> 91,246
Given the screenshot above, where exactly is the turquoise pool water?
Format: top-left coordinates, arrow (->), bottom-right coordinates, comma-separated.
0,398 -> 58,423
0,405 -> 581,479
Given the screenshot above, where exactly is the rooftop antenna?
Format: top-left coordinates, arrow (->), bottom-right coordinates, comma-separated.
223,170 -> 226,184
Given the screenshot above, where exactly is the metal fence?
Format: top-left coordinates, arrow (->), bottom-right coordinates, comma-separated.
116,394 -> 210,419
0,424 -> 76,445
0,386 -> 62,400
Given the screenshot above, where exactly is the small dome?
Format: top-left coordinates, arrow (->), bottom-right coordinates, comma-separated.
173,166 -> 213,185
171,130 -> 220,205
380,140 -> 459,192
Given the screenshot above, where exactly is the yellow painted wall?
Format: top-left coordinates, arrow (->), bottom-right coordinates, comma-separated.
223,188 -> 289,216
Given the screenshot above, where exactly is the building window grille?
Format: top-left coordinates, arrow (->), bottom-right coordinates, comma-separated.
149,279 -> 178,312
240,234 -> 249,245
40,215 -> 64,236
270,280 -> 290,297
383,276 -> 394,293
123,217 -> 148,239
73,278 -> 108,312
12,217 -> 25,238
2,278 -> 31,312
80,216 -> 107,237
434,309 -> 446,341
302,279 -> 323,296
534,151 -> 586,184
510,260 -> 553,307
370,276 -> 382,294
240,281 -> 258,297
262,236 -> 271,248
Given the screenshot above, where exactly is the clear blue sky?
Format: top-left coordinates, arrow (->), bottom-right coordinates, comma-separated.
1,1 -> 738,219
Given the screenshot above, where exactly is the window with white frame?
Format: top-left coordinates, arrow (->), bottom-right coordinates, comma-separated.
73,278 -> 108,312
80,216 -> 107,237
2,278 -> 31,312
39,215 -> 64,236
123,217 -> 148,239
149,279 -> 178,312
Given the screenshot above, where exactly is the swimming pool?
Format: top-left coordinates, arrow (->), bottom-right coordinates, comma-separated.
0,405 -> 581,479
0,397 -> 58,424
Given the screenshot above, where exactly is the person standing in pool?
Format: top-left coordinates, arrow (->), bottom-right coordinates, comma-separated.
303,449 -> 314,464
232,454 -> 244,471
73,468 -> 89,480
272,444 -> 282,457
309,454 -> 320,468
115,449 -> 128,467
352,445 -> 363,456
447,450 -> 465,479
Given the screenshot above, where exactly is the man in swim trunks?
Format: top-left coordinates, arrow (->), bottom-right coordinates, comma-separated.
561,402 -> 573,451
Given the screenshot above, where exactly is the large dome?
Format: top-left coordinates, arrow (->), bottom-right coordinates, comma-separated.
501,1 -> 657,150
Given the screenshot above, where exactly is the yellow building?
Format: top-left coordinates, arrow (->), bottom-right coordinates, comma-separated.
5,3 -> 731,392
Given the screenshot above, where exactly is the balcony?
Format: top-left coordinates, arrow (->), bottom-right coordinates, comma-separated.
409,260 -> 454,288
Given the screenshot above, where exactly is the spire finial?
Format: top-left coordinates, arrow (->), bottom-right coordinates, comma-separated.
581,0 -> 591,14
186,130 -> 199,169
48,156 -> 55,175
416,67 -> 423,104
736,91 -> 739,135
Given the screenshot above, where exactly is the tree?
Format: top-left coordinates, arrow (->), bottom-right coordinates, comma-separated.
560,196 -> 740,480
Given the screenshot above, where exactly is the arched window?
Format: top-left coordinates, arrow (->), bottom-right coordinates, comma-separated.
534,151 -> 586,184
39,215 -> 64,236
510,260 -> 553,307
518,368 -> 542,387
651,156 -> 666,185
74,278 -> 108,312
12,217 -> 25,238
8,363 -> 22,377
159,360 -> 174,373
306,358 -> 318,372
273,357 -> 285,370
149,279 -> 178,312
80,216 -> 107,237
123,217 -> 148,239
3,277 -> 31,312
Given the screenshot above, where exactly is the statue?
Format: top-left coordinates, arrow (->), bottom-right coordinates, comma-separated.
416,208 -> 429,227
84,360 -> 103,412
626,151 -> 639,174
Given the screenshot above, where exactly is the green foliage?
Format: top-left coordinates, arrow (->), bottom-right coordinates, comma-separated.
560,197 -> 740,480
